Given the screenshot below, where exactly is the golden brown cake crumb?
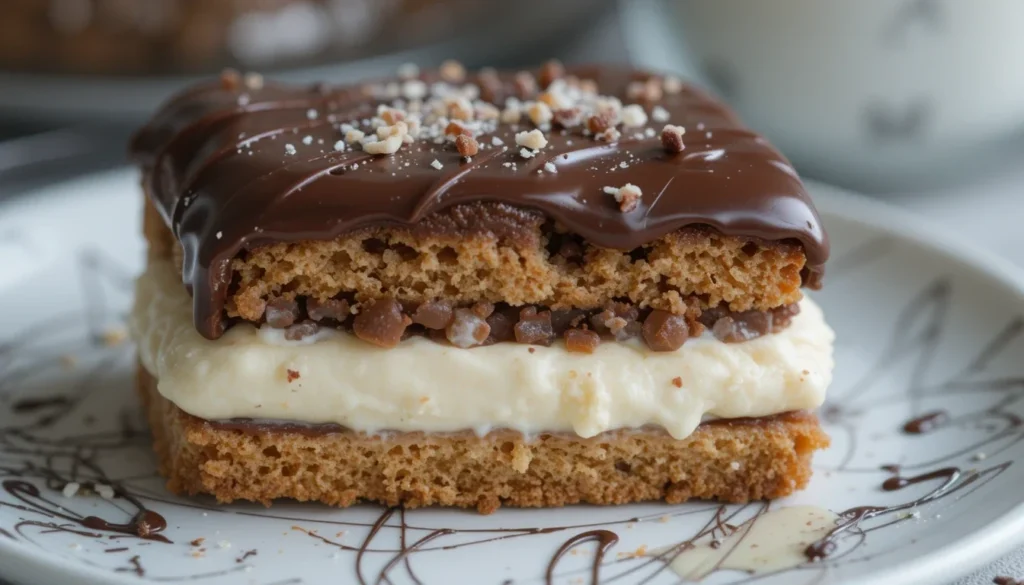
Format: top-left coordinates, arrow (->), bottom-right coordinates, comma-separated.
143,198 -> 806,326
139,367 -> 829,514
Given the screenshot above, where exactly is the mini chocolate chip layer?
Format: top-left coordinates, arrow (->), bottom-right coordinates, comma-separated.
256,294 -> 800,351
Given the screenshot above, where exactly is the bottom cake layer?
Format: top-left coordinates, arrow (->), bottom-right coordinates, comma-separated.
139,369 -> 829,514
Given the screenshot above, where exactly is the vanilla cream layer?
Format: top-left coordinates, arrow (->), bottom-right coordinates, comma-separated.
131,259 -> 834,440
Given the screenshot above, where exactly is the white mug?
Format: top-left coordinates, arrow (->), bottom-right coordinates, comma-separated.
623,0 -> 1024,190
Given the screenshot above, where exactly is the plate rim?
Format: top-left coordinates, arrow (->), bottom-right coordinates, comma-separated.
0,168 -> 1021,585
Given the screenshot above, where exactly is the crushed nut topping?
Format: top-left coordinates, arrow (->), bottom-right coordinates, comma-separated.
363,135 -> 403,155
344,129 -> 365,144
661,124 -> 686,153
538,59 -> 565,89
595,128 -> 621,142
621,104 -> 648,127
455,134 -> 479,157
444,121 -> 471,137
440,59 -> 467,83
515,129 -> 548,150
514,71 -> 538,98
586,112 -> 612,135
603,183 -> 642,212
552,107 -> 584,128
527,101 -> 553,127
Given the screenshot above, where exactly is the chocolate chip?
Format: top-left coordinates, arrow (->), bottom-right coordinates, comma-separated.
550,309 -> 588,334
642,310 -> 688,351
306,298 -> 350,322
514,307 -> 554,346
265,298 -> 300,328
284,320 -> 319,341
485,308 -> 518,344
446,308 -> 491,348
411,300 -> 453,330
564,329 -> 600,354
353,299 -> 411,348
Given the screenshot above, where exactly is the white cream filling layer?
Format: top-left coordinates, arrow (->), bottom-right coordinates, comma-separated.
131,259 -> 834,440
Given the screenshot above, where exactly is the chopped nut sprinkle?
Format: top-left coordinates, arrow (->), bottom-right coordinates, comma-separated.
604,183 -> 642,212
363,135 -> 403,155
440,59 -> 466,83
621,104 -> 648,127
661,124 -> 686,153
515,129 -> 548,150
455,134 -> 479,157
527,101 -> 553,126
344,129 -> 365,144
430,159 -> 443,170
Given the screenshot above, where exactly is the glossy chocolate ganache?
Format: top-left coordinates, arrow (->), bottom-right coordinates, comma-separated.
130,62 -> 829,339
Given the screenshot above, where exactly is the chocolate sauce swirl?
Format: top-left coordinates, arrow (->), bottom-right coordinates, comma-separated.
130,65 -> 829,339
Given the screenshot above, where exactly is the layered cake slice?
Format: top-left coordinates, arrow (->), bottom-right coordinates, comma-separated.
129,61 -> 832,513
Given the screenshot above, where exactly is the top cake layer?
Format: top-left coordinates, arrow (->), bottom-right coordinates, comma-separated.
131,62 -> 828,339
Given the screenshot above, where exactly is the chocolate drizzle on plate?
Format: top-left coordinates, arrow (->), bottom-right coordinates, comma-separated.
2,241 -> 1024,583
902,410 -> 949,434
130,65 -> 828,339
545,530 -> 619,585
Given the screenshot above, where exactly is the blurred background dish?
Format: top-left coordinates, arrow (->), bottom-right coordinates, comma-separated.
623,0 -> 1024,191
0,0 -> 596,76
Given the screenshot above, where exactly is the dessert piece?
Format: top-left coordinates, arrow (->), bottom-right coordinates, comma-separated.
130,61 -> 833,513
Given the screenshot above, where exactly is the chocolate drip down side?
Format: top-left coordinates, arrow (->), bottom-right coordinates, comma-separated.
131,65 -> 829,339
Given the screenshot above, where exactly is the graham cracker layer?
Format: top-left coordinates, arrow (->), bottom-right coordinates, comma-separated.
139,367 -> 829,514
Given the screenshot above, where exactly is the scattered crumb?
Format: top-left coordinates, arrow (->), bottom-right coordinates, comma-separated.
62,482 -> 81,498
543,162 -> 557,173
286,369 -> 300,383
190,538 -> 205,547
284,143 -> 296,155
218,540 -> 232,549
671,377 -> 683,388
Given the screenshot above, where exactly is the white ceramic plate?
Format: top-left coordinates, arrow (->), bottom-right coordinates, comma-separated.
0,169 -> 1022,585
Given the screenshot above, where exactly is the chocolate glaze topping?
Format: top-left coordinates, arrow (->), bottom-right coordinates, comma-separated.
131,64 -> 829,339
